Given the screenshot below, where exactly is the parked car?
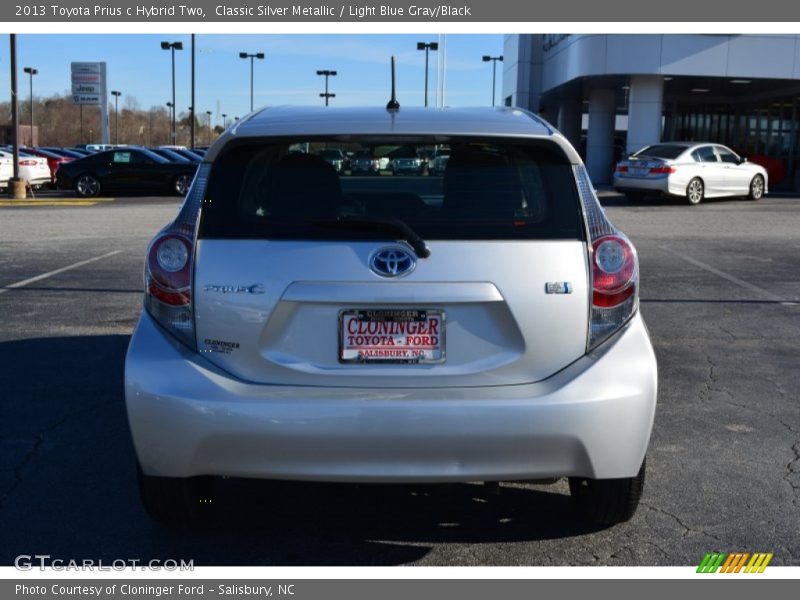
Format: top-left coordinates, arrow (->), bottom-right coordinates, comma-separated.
149,147 -> 193,163
40,147 -> 89,159
172,149 -> 204,162
75,143 -> 114,152
0,149 -> 51,188
25,147 -> 74,185
318,149 -> 346,172
56,147 -> 197,197
614,142 -> 768,205
350,151 -> 381,175
0,152 -> 13,188
429,153 -> 449,176
389,150 -> 425,175
126,106 -> 657,526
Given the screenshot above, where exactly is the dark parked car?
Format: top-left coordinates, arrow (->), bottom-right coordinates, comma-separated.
149,147 -> 193,163
56,147 -> 197,197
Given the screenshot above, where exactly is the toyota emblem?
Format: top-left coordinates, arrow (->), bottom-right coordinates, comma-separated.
369,247 -> 417,278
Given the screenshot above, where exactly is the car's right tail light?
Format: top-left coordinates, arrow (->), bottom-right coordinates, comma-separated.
143,163 -> 210,350
574,165 -> 640,350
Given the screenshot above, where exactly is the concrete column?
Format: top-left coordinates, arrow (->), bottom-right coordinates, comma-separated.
586,86 -> 616,185
557,94 -> 583,150
626,75 -> 664,155
626,75 -> 664,153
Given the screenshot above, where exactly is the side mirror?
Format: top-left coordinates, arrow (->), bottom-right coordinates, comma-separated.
739,156 -> 748,164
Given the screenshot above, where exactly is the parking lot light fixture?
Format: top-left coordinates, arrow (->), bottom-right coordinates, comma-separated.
161,41 -> 183,143
240,52 -> 265,112
481,55 -> 503,107
23,67 -> 38,145
416,42 -> 438,107
111,90 -> 122,144
316,70 -> 337,106
222,113 -> 228,128
205,110 -> 212,145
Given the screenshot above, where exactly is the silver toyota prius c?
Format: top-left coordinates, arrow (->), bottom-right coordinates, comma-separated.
125,101 -> 658,525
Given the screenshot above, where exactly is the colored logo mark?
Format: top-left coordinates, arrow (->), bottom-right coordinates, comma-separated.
697,552 -> 773,573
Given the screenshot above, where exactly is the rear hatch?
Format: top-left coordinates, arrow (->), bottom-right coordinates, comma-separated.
194,136 -> 589,388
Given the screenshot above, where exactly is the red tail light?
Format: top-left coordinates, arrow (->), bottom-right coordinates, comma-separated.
616,165 -> 628,173
18,159 -> 36,166
146,234 -> 192,306
592,235 -> 637,308
649,166 -> 675,174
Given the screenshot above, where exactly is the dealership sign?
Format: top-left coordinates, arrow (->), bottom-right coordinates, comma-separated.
70,62 -> 106,105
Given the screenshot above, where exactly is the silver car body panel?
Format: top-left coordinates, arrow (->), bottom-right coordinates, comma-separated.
193,239 -> 590,388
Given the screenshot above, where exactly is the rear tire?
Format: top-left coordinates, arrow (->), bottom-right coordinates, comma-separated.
75,173 -> 100,198
569,459 -> 646,525
748,175 -> 765,200
686,177 -> 704,205
137,464 -> 214,523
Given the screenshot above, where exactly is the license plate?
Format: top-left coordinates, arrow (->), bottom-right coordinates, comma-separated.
631,167 -> 649,176
339,309 -> 445,363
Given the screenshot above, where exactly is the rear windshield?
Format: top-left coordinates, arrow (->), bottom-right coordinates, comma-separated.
199,137 -> 584,241
634,144 -> 686,159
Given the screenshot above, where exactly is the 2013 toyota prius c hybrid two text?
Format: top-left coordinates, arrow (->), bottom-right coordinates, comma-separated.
125,103 -> 658,526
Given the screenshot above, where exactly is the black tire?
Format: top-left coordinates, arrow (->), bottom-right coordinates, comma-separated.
686,177 -> 704,205
75,173 -> 100,198
137,464 -> 214,523
625,192 -> 645,202
173,173 -> 193,196
569,458 -> 646,525
748,174 -> 765,200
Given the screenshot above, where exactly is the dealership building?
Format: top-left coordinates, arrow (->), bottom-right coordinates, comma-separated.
502,34 -> 800,188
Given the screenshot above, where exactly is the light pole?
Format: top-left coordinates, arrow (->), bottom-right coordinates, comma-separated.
482,55 -> 503,107
161,41 -> 183,143
221,113 -> 228,128
205,110 -> 212,145
239,52 -> 265,112
316,70 -> 337,106
166,102 -> 174,144
190,34 -> 195,149
23,67 -> 37,145
416,42 -> 438,107
110,90 -> 121,144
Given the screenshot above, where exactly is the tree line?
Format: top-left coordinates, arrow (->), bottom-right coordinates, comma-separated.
0,93 -> 226,147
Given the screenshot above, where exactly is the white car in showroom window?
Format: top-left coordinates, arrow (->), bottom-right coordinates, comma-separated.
125,105 -> 657,526
614,142 -> 767,205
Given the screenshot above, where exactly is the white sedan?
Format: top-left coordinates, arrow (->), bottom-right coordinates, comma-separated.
0,149 -> 51,189
613,142 -> 767,205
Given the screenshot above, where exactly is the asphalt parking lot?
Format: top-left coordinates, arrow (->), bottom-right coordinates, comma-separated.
0,192 -> 798,566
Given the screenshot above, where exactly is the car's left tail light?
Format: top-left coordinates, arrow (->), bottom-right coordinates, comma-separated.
143,163 -> 210,350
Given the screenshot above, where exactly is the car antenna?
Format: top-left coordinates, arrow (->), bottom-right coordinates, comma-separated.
386,56 -> 400,111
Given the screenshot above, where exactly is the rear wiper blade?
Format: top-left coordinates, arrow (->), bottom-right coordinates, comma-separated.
314,216 -> 431,258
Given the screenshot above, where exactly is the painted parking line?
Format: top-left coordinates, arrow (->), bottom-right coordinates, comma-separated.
0,198 -> 115,207
0,251 -> 123,295
659,245 -> 797,305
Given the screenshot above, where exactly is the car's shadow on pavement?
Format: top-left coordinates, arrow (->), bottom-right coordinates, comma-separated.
0,335 -> 604,567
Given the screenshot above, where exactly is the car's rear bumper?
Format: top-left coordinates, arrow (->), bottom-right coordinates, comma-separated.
613,175 -> 673,194
126,311 -> 657,482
